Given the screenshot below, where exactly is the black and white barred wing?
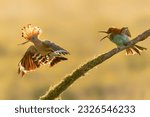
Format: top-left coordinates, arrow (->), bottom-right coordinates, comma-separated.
18,45 -> 52,77
43,40 -> 70,55
18,42 -> 69,77
42,40 -> 70,66
18,46 -> 38,76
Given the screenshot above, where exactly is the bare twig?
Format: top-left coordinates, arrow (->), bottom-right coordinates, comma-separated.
39,29 -> 150,100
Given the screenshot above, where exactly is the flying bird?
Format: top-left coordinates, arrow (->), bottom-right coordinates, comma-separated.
99,27 -> 147,55
18,24 -> 69,77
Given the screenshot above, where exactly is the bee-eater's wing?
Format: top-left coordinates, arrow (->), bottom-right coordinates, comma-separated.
42,40 -> 69,66
121,27 -> 131,37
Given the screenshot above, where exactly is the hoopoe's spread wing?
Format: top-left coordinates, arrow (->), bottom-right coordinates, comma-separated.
18,46 -> 39,77
18,42 -> 69,77
42,40 -> 70,66
18,45 -> 53,77
43,40 -> 70,55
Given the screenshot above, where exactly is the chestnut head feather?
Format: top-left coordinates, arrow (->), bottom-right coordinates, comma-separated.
99,27 -> 131,41
21,24 -> 42,40
19,24 -> 42,45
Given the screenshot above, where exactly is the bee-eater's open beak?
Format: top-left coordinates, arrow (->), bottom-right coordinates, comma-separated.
18,41 -> 29,45
98,31 -> 109,41
100,35 -> 109,41
98,31 -> 108,33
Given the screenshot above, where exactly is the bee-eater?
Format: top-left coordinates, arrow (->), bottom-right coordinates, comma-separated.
18,24 -> 70,77
99,27 -> 147,55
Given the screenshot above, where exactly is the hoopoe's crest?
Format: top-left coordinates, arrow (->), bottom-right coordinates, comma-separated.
18,24 -> 69,77
22,24 -> 42,40
99,27 -> 147,55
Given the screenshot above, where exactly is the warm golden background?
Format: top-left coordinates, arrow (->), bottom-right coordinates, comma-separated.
0,0 -> 150,99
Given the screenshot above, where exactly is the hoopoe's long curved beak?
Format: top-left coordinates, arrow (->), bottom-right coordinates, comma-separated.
18,41 -> 29,45
98,31 -> 109,41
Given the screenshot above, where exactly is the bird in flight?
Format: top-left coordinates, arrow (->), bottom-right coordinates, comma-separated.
18,24 -> 69,77
99,27 -> 147,55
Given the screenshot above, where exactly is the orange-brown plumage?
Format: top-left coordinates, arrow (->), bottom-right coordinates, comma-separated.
21,24 -> 42,40
18,24 -> 69,77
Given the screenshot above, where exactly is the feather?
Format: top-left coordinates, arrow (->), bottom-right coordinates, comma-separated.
132,46 -> 141,55
42,40 -> 70,55
21,24 -> 42,41
135,45 -> 147,51
50,57 -> 68,67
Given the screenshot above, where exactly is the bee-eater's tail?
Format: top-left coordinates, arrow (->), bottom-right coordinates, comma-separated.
126,45 -> 147,55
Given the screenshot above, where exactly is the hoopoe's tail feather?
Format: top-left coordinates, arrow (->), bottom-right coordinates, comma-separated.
21,24 -> 42,40
126,45 -> 147,55
50,57 -> 68,67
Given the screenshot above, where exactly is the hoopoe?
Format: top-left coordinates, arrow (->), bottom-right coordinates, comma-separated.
18,24 -> 70,77
99,27 -> 147,55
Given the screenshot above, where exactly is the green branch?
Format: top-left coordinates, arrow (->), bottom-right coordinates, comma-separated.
39,29 -> 150,100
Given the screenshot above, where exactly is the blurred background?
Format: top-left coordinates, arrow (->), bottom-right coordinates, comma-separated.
0,0 -> 150,100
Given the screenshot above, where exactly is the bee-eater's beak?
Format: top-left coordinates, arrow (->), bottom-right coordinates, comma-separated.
18,41 -> 29,45
100,35 -> 108,41
98,31 -> 109,41
98,31 -> 108,33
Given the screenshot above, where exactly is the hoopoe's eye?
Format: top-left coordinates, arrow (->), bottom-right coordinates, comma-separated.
32,37 -> 35,40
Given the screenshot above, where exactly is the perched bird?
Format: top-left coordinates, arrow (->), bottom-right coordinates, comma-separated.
99,27 -> 147,55
18,24 -> 69,77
